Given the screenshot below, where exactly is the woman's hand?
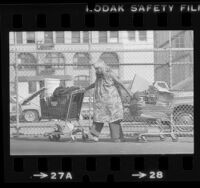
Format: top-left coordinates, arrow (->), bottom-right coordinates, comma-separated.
132,91 -> 141,100
124,89 -> 132,99
85,83 -> 95,91
79,87 -> 86,93
128,91 -> 133,98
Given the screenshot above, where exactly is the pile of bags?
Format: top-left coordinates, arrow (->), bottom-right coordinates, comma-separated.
122,74 -> 174,122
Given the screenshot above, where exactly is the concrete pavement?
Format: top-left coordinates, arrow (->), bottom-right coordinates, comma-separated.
10,137 -> 193,155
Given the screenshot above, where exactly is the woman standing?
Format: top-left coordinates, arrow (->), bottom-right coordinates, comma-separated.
84,59 -> 132,142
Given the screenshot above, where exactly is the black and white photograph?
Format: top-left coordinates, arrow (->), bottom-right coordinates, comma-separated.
9,30 -> 194,155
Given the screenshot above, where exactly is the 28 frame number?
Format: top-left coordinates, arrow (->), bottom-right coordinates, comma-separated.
149,171 -> 164,179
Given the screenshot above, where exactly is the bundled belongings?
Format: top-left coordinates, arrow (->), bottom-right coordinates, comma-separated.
120,74 -> 177,141
53,86 -> 80,98
121,74 -> 174,122
41,85 -> 85,141
130,84 -> 174,122
40,86 -> 82,121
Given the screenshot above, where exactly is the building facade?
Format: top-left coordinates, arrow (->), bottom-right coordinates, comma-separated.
9,31 -> 154,100
154,30 -> 193,89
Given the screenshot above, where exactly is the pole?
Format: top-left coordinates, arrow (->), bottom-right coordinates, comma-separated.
169,31 -> 172,88
14,33 -> 20,136
169,31 -> 174,130
88,31 -> 92,127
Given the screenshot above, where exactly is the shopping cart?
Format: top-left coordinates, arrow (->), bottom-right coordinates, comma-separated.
136,112 -> 178,142
43,88 -> 86,141
122,85 -> 178,142
133,92 -> 178,142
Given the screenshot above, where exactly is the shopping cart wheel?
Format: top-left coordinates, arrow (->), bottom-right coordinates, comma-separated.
70,135 -> 76,142
138,135 -> 147,142
49,134 -> 61,141
141,136 -> 147,142
160,135 -> 166,141
82,132 -> 89,141
49,135 -> 54,141
172,135 -> 178,142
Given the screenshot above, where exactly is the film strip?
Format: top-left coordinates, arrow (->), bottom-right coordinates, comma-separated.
1,0 -> 200,183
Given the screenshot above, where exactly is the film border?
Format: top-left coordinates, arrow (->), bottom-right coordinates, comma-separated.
1,1 -> 200,182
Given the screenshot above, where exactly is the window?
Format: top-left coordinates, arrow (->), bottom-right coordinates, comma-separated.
172,51 -> 192,63
74,75 -> 90,88
110,31 -> 118,42
172,32 -> 185,48
59,80 -> 66,87
44,32 -> 53,43
73,53 -> 90,69
75,75 -> 89,81
18,53 -> 37,70
56,32 -> 64,43
172,64 -> 193,87
26,32 -> 35,43
16,32 -> 23,44
39,81 -> 45,88
110,31 -> 118,39
10,83 -> 16,96
28,81 -> 37,94
72,32 -> 80,43
139,31 -> 147,41
99,31 -> 107,43
45,52 -> 65,69
128,31 -> 136,41
83,31 -> 89,43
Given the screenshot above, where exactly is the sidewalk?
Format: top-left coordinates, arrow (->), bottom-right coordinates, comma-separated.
10,137 -> 193,155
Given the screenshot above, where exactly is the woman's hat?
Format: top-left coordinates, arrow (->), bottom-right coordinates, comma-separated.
93,59 -> 107,68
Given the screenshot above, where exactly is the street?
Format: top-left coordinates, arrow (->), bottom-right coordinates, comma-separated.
10,137 -> 193,155
10,120 -> 193,155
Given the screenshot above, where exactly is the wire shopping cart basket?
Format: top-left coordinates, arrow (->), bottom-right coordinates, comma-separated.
42,87 -> 86,141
